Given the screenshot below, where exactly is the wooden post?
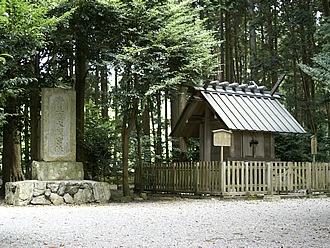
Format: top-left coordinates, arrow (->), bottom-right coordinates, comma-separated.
139,162 -> 144,193
220,161 -> 226,195
267,162 -> 273,196
307,162 -> 312,194
326,163 -> 329,193
193,162 -> 199,194
172,163 -> 176,193
313,162 -> 317,191
245,161 -> 249,193
152,164 -> 156,192
288,162 -> 293,191
311,135 -> 317,190
220,146 -> 224,163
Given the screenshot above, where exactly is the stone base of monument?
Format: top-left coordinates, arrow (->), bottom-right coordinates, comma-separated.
5,180 -> 111,206
32,161 -> 84,181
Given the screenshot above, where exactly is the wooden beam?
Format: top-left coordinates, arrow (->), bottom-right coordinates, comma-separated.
270,74 -> 286,96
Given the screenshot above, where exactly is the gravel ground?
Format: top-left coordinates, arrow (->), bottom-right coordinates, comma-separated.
0,196 -> 329,248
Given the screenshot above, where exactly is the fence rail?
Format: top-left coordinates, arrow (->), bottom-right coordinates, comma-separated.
135,161 -> 330,196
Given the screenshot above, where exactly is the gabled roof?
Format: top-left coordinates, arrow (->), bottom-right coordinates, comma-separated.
171,81 -> 306,137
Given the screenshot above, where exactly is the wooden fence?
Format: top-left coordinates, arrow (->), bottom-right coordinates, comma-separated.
135,161 -> 330,196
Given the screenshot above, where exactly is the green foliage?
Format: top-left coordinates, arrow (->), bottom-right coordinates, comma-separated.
299,19 -> 330,93
140,0 -> 217,95
0,0 -> 51,56
172,137 -> 199,162
0,0 -> 38,120
275,132 -> 330,162
275,133 -> 311,162
114,0 -> 216,95
299,51 -> 330,99
298,18 -> 330,135
0,53 -> 12,64
0,0 -> 69,123
84,100 -> 121,179
42,0 -> 120,87
315,129 -> 330,162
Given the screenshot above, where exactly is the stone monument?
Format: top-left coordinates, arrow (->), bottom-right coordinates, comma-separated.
32,88 -> 83,180
5,88 -> 111,205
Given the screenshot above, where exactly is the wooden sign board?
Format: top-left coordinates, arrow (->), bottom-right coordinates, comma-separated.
311,135 -> 317,155
213,129 -> 232,147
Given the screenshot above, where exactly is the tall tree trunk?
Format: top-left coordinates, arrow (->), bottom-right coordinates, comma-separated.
170,91 -> 179,161
121,99 -> 138,196
170,92 -> 179,130
293,57 -> 299,120
219,0 -> 225,81
299,1 -> 316,134
322,0 -> 330,136
122,117 -> 131,196
142,100 -> 151,163
75,39 -> 87,178
260,20 -> 267,85
114,68 -> 119,119
199,0 -> 205,20
151,99 -> 157,160
1,102 -> 24,196
267,1 -> 278,87
101,66 -> 108,118
301,69 -> 316,134
164,91 -> 170,163
156,93 -> 162,163
243,12 -> 248,82
94,66 -> 100,106
23,103 -> 30,179
171,86 -> 188,161
225,9 -> 231,81
30,92 -> 40,163
31,55 -> 40,163
233,16 -> 240,83
135,112 -> 142,192
114,68 -> 119,163
248,0 -> 257,82
178,87 -> 188,161
326,102 -> 330,137
323,0 -> 330,16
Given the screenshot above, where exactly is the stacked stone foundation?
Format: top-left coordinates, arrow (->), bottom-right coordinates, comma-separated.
5,180 -> 111,206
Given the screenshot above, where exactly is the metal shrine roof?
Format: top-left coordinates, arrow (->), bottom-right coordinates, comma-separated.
171,81 -> 306,137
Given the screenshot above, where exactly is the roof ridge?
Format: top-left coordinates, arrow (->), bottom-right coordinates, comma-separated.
197,81 -> 282,99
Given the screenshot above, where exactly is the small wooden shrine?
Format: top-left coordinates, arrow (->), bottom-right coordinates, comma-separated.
171,81 -> 306,161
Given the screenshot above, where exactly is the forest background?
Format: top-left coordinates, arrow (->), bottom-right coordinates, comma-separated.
0,0 -> 329,196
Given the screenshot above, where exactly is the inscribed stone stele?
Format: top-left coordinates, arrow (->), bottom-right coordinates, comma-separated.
40,88 -> 76,162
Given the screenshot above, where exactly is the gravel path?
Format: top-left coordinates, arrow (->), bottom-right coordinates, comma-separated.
0,197 -> 329,247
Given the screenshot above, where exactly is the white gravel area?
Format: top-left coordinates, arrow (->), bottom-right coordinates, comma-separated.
0,197 -> 329,247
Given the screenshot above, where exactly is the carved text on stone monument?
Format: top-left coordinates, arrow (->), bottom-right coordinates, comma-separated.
49,94 -> 71,157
